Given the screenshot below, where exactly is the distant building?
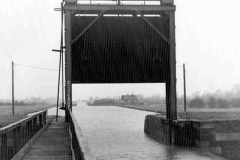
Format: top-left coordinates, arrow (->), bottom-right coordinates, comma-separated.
121,93 -> 138,104
89,97 -> 94,104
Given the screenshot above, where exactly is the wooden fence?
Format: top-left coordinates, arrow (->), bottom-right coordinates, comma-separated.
0,110 -> 47,160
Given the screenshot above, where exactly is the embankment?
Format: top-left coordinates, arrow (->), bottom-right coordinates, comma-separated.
87,102 -> 164,113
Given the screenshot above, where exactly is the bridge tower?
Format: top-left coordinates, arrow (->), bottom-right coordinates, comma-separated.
63,0 -> 177,120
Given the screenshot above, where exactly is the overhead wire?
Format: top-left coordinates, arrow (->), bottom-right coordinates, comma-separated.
14,63 -> 60,72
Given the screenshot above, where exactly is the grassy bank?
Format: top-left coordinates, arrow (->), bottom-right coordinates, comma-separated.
116,104 -> 165,113
114,104 -> 240,120
0,104 -> 54,128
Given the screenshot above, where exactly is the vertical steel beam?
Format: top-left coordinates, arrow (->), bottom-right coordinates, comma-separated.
169,11 -> 177,120
166,81 -> 171,119
65,11 -> 72,122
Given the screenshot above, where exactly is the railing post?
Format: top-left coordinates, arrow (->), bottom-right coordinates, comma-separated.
13,126 -> 21,155
20,123 -> 27,147
39,114 -> 43,128
29,119 -> 33,138
43,112 -> 47,125
0,133 -> 8,160
33,117 -> 37,134
7,130 -> 13,159
26,121 -> 30,143
20,124 -> 24,147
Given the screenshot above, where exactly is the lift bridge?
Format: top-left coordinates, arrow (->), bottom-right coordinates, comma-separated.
0,1 -> 177,160
64,0 -> 177,120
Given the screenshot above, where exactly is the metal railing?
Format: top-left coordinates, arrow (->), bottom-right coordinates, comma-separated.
69,110 -> 93,160
0,110 -> 47,160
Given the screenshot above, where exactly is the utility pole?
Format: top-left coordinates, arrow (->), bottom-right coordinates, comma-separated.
61,2 -> 64,114
12,61 -> 14,115
183,63 -> 187,112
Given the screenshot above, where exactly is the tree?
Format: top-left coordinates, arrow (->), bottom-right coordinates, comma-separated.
89,97 -> 93,103
232,84 -> 240,98
230,98 -> 240,108
189,97 -> 205,108
216,98 -> 228,108
207,96 -> 216,108
214,90 -> 222,99
94,96 -> 99,100
137,94 -> 144,100
192,91 -> 200,98
201,90 -> 210,102
137,94 -> 144,102
149,94 -> 161,104
177,95 -> 184,106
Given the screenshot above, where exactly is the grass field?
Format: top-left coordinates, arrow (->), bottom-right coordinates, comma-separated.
0,104 -> 54,128
118,104 -> 240,120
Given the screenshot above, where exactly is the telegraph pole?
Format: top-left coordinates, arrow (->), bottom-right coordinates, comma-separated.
183,63 -> 187,112
61,2 -> 64,115
12,61 -> 14,115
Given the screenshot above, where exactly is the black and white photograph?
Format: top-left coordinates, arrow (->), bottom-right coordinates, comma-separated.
1,0 -> 240,159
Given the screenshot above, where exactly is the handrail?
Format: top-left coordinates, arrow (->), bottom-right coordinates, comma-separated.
0,110 -> 47,134
0,109 -> 48,160
69,110 -> 94,160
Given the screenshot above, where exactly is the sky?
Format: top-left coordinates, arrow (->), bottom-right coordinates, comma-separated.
0,0 -> 240,100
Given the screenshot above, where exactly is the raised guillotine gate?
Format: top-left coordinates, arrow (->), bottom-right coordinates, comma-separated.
63,0 -> 177,121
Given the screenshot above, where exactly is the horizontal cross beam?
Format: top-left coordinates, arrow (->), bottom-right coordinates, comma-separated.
63,5 -> 175,12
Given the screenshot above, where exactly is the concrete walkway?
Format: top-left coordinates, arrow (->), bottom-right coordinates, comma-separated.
21,117 -> 72,160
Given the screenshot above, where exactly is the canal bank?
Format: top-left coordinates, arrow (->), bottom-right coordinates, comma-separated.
87,102 -> 163,113
145,114 -> 240,160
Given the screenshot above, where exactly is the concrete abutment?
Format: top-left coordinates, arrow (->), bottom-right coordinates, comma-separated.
144,114 -> 240,160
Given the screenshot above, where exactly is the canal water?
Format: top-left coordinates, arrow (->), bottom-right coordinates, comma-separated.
60,102 -> 218,160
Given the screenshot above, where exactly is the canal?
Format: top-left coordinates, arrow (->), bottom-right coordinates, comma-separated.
62,102 -> 219,160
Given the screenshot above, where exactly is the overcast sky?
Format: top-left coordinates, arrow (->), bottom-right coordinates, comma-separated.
0,0 -> 240,100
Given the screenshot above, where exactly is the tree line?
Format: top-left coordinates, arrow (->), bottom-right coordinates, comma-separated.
178,84 -> 240,108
